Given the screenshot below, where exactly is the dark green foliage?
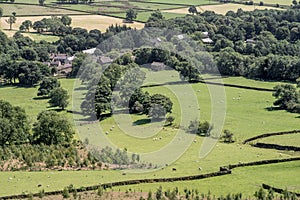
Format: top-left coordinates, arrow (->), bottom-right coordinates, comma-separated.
32,110 -> 74,145
48,87 -> 69,110
273,84 -> 300,113
86,147 -> 140,165
126,8 -> 137,22
188,120 -> 212,136
37,77 -> 61,97
0,100 -> 30,146
188,6 -> 198,15
145,9 -> 300,81
221,129 -> 235,143
62,187 -> 70,198
148,94 -> 173,120
18,61 -> 49,86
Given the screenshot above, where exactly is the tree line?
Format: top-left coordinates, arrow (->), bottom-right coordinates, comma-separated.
145,7 -> 300,81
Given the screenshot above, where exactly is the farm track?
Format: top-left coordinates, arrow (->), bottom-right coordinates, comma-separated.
1,157 -> 300,199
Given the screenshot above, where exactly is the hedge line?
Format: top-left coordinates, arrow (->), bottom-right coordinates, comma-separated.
253,142 -> 300,151
262,183 -> 300,197
0,170 -> 231,199
227,157 -> 300,170
243,130 -> 300,144
3,157 -> 300,199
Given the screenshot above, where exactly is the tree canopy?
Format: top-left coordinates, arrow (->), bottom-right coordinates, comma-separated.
0,100 -> 30,145
32,110 -> 74,145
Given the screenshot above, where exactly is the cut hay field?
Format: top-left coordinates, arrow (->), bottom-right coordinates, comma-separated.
163,3 -> 283,15
0,3 -> 85,16
0,15 -> 144,39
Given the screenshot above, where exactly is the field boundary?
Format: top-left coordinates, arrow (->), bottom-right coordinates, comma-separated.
2,157 -> 300,199
142,79 -> 275,92
243,130 -> 300,144
253,142 -> 300,151
262,183 -> 300,197
227,157 -> 300,170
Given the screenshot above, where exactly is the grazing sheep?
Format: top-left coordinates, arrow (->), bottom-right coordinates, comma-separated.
172,168 -> 176,171
105,131 -> 109,135
198,167 -> 202,171
110,128 -> 113,131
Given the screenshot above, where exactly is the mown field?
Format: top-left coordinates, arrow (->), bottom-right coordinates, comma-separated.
0,3 -> 85,16
1,70 -> 299,197
0,15 -> 144,40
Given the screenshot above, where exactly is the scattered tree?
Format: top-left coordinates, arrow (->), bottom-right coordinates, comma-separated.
48,87 -> 69,110
32,110 -> 74,145
188,6 -> 198,15
126,8 -> 137,23
37,77 -> 61,97
221,129 -> 235,143
39,0 -> 46,6
0,100 -> 30,145
5,14 -> 17,30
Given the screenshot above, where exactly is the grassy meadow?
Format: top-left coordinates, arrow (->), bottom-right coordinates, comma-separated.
114,160 -> 300,196
2,70 -> 299,196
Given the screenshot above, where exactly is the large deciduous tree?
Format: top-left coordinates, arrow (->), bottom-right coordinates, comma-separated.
273,84 -> 300,113
37,77 -> 61,97
147,94 -> 173,120
0,100 -> 30,145
32,110 -> 74,145
48,87 -> 69,110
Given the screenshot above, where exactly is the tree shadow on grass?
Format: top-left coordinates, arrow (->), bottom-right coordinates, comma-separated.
33,96 -> 49,100
133,118 -> 151,126
265,106 -> 282,111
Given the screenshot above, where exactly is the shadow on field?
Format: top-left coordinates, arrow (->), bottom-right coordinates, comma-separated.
265,106 -> 282,111
133,118 -> 151,126
33,96 -> 49,100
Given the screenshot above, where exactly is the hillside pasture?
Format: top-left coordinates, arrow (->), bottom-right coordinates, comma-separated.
112,11 -> 186,22
115,160 -> 300,196
163,3 -> 284,15
259,133 -> 300,147
1,74 -> 299,197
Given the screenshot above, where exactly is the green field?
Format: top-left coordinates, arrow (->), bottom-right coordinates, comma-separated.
259,134 -> 300,147
141,0 -> 218,6
0,72 -> 300,196
115,160 -> 300,196
112,11 -> 186,22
